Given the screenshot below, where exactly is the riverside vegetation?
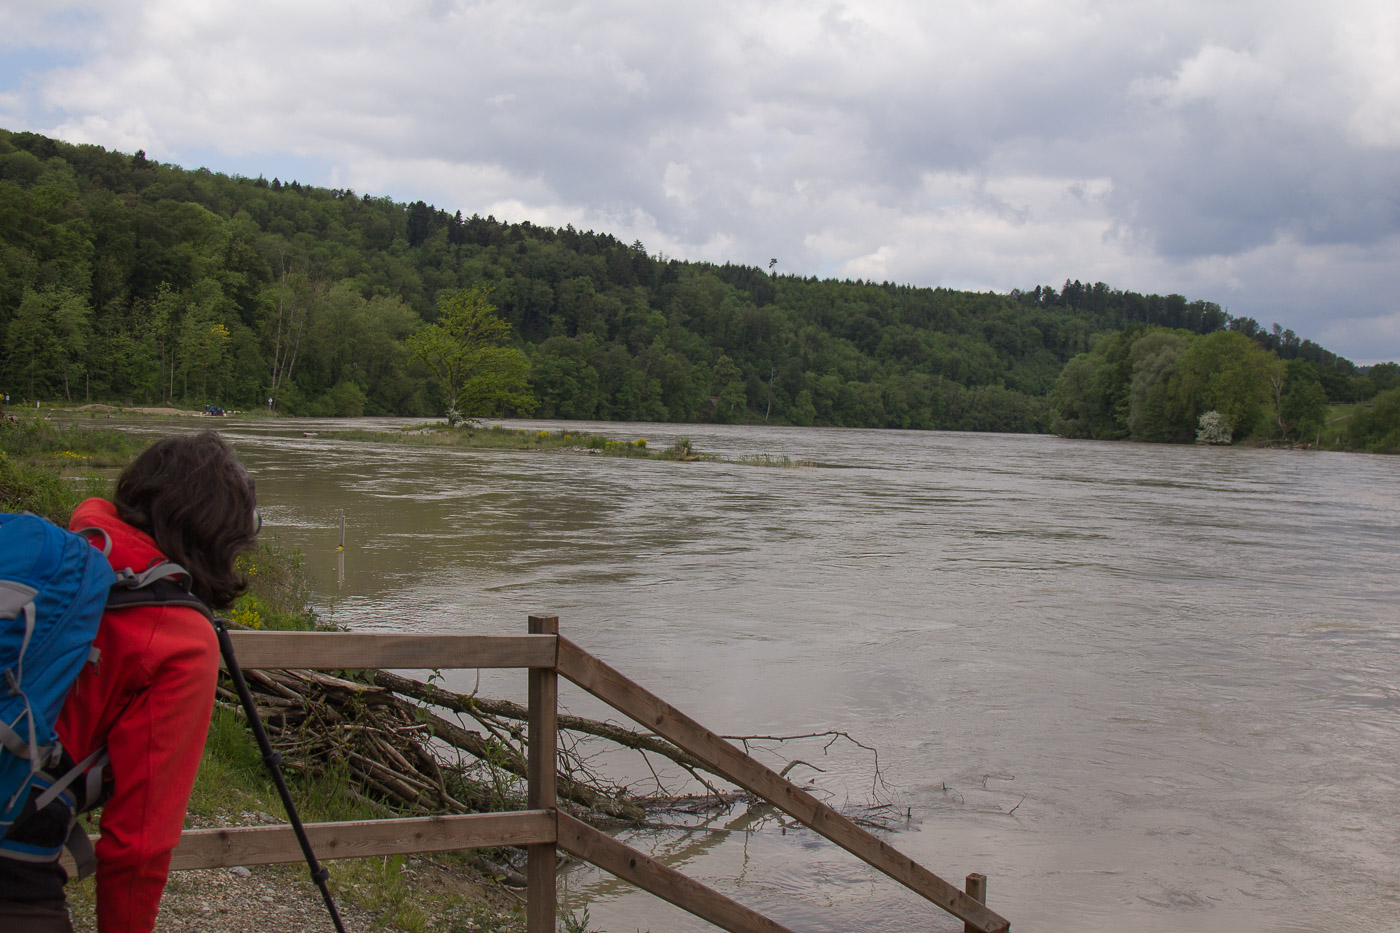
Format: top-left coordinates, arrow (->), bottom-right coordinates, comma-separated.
323,423 -> 704,461
323,424 -> 817,466
1047,324 -> 1400,451
3,127 -> 1397,452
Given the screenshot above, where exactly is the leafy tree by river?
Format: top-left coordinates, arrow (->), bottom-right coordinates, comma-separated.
1049,325 -> 1399,450
407,285 -> 534,424
1,127 -> 1395,449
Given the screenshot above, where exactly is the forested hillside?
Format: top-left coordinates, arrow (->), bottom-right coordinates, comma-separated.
2,127 -> 1392,443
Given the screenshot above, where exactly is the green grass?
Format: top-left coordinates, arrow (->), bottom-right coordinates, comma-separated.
321,423 -> 659,458
1311,402 -> 1399,454
0,415 -> 128,522
0,412 -> 139,465
312,421 -> 837,466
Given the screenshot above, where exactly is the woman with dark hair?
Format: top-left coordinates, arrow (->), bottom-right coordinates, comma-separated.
0,431 -> 259,933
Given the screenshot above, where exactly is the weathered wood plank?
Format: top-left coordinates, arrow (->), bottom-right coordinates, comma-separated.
222,631 -> 557,670
556,812 -> 795,933
555,638 -> 1010,933
165,812 -> 556,870
526,616 -> 560,933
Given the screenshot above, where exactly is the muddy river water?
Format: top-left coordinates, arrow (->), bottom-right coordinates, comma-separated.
100,416 -> 1400,932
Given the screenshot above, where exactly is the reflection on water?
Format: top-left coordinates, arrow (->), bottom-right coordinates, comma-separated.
80,415 -> 1400,932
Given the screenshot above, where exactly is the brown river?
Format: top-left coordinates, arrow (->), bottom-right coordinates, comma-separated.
96,416 -> 1400,932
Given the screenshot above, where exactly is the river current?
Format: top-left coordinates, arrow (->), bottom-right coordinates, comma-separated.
100,416 -> 1400,932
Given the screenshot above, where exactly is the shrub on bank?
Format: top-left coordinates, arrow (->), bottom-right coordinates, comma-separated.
1344,386 -> 1400,453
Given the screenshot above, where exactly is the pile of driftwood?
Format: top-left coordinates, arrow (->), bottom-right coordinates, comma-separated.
215,665 -> 740,829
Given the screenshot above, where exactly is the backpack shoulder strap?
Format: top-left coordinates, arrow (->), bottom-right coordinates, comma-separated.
72,525 -> 112,558
111,561 -> 190,591
105,572 -> 213,621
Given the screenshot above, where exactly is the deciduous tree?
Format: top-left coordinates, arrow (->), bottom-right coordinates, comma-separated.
408,285 -> 534,425
4,287 -> 93,400
1276,359 -> 1328,444
1127,329 -> 1192,442
1170,330 -> 1278,440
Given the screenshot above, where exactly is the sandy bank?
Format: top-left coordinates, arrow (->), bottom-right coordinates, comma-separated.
72,404 -> 218,416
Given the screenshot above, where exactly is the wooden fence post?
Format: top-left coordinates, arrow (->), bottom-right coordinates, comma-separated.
964,873 -> 987,933
527,616 -> 560,933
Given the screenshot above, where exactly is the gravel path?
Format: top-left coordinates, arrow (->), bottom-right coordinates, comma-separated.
156,865 -> 373,933
69,858 -> 524,932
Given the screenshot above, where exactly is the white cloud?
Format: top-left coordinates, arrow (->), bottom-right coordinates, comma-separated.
662,161 -> 693,207
1135,45 -> 1281,110
47,111 -> 160,156
1338,4 -> 1400,147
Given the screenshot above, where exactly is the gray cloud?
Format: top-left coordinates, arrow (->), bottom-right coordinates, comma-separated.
4,0 -> 1398,362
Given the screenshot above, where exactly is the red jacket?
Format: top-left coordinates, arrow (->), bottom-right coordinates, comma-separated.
58,498 -> 219,933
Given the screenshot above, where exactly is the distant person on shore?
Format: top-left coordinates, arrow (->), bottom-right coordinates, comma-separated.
0,432 -> 261,933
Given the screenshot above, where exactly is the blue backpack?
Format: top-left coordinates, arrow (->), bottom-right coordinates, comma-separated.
0,512 -> 203,875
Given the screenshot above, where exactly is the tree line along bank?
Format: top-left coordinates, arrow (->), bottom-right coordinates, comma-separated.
2,127 -> 1396,450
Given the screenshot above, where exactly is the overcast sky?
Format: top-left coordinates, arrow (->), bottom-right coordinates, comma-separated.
3,0 -> 1398,364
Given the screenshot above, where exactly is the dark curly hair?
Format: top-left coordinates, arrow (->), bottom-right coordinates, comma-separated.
114,431 -> 259,608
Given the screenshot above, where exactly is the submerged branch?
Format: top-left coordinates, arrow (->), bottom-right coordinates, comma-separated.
217,660 -> 898,835
365,669 -> 718,779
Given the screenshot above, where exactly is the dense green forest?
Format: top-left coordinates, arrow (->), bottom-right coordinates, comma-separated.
2,127 -> 1397,449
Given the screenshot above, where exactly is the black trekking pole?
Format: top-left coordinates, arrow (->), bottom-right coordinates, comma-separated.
213,617 -> 348,933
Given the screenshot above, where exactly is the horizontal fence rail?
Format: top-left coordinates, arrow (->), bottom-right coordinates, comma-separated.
218,630 -> 558,670
163,624 -> 1011,933
170,812 -> 556,870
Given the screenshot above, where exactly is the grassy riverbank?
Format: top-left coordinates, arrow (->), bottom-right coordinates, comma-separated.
322,421 -> 700,460
326,422 -> 823,467
1,415 -> 532,932
0,415 -> 137,521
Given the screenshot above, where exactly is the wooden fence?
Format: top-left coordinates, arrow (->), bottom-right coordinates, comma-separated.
167,617 -> 1010,933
